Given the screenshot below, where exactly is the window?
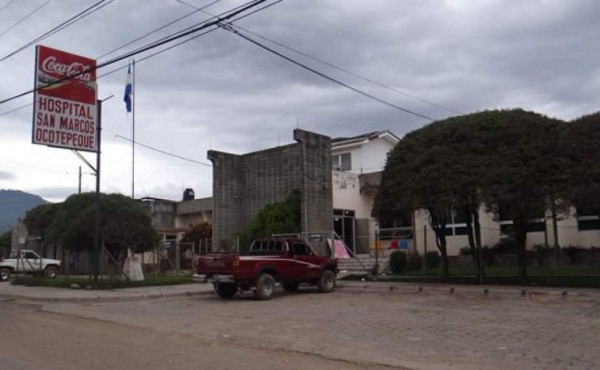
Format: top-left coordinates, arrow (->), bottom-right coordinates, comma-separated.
332,153 -> 351,171
24,251 -> 39,259
446,208 -> 469,236
576,207 -> 600,231
291,243 -> 309,256
268,240 -> 283,252
498,203 -> 545,235
378,211 -> 413,240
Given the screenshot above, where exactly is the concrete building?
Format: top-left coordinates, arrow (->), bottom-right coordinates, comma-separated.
209,129 -> 332,253
330,131 -> 400,254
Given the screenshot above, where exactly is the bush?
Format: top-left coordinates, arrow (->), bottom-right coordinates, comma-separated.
425,251 -> 441,269
562,246 -> 589,264
459,246 -> 472,255
407,253 -> 422,271
491,238 -> 517,254
389,251 -> 407,274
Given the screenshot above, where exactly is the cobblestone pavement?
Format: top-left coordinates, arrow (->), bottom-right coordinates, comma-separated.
40,285 -> 600,370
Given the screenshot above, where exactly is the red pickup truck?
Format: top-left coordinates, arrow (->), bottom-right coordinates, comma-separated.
194,237 -> 338,300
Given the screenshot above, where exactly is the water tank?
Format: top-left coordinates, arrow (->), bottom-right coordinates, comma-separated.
183,188 -> 195,201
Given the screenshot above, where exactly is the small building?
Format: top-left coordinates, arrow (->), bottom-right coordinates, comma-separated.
330,130 -> 401,254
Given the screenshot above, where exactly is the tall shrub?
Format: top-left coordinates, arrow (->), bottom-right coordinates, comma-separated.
389,251 -> 407,273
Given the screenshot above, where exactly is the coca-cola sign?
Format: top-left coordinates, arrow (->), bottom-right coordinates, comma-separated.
32,45 -> 98,153
35,45 -> 96,104
41,56 -> 93,82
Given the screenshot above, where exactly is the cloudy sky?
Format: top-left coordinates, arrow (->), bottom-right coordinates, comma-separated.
1,0 -> 598,203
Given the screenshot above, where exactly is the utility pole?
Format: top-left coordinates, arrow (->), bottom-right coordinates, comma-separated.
92,95 -> 113,288
93,99 -> 102,288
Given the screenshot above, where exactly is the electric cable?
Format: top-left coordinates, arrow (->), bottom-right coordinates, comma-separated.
1,0 -> 114,62
0,0 -> 52,39
0,102 -> 30,117
178,0 -> 460,116
0,0 -> 52,37
0,0 -> 278,116
0,0 -> 270,106
96,0 -> 222,60
0,0 -> 17,13
117,0 -> 273,63
222,26 -> 434,121
114,135 -> 212,167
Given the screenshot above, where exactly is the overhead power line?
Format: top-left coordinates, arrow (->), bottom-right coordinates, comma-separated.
234,26 -> 461,115
178,0 -> 460,116
222,25 -> 434,121
0,0 -> 278,116
96,0 -> 222,60
0,0 -> 271,106
0,0 -> 17,13
114,135 -> 212,167
1,0 -> 114,62
0,0 -> 52,39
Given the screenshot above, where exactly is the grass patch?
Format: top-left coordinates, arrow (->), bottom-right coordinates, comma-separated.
340,266 -> 600,288
10,274 -> 195,289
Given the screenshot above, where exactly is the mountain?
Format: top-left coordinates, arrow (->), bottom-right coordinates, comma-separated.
0,189 -> 48,233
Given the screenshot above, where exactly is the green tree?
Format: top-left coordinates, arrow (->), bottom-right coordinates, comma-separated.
44,193 -> 157,279
375,109 -> 568,281
375,121 -> 464,278
244,189 -> 301,243
473,109 -> 567,279
569,112 -> 600,213
181,222 -> 212,252
23,203 -> 60,243
0,230 -> 11,257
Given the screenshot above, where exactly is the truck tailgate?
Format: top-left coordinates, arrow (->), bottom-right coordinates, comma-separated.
196,254 -> 238,275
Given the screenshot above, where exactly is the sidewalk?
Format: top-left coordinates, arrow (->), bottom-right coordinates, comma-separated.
0,281 -> 214,303
3,278 -> 600,303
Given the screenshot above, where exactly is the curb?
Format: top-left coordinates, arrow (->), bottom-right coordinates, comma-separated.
335,282 -> 600,299
0,288 -> 213,304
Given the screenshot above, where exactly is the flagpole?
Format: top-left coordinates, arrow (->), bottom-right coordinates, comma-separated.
131,59 -> 136,199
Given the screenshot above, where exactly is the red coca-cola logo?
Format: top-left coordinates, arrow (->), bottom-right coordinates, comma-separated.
41,56 -> 93,82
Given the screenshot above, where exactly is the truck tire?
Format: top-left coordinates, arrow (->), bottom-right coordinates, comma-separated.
44,266 -> 59,279
254,273 -> 275,300
215,283 -> 237,299
0,267 -> 10,282
318,270 -> 335,293
283,282 -> 300,292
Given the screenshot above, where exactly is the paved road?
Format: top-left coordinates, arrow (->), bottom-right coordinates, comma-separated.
23,285 -> 600,370
1,283 -> 599,369
0,300 -> 397,370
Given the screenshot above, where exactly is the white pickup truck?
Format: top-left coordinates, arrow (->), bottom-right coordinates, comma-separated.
0,249 -> 61,281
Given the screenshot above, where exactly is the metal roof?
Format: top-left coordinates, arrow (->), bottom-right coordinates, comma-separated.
331,130 -> 400,147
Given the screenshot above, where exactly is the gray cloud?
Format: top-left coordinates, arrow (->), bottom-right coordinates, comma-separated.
1,0 -> 599,201
0,171 -> 15,181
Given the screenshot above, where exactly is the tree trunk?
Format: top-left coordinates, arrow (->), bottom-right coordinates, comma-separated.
513,219 -> 528,282
472,205 -> 485,283
428,210 -> 450,279
463,204 -> 479,277
550,191 -> 561,267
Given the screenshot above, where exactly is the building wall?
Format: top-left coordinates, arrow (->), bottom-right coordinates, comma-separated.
331,135 -> 397,254
413,207 -> 600,256
175,198 -> 213,229
549,207 -> 600,247
332,171 -> 376,252
140,199 -> 177,229
209,129 -> 332,252
332,136 -> 395,174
